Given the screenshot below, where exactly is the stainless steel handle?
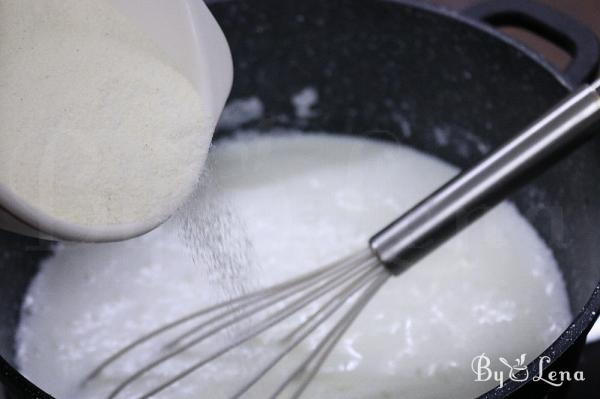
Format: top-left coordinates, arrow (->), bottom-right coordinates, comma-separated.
370,80 -> 600,275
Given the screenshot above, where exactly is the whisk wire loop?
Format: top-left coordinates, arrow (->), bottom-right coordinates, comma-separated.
164,252 -> 376,349
269,271 -> 389,399
96,250 -> 383,399
128,257 -> 381,399
85,251 -> 370,383
229,265 -> 385,399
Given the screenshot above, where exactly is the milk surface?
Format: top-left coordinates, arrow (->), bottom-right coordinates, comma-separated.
16,133 -> 572,399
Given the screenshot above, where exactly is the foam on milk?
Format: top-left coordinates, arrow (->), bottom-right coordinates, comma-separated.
16,133 -> 571,399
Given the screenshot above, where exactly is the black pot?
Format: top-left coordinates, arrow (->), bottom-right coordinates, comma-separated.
1,0 -> 599,398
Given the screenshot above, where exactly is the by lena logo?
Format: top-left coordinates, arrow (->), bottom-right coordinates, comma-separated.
471,353 -> 585,388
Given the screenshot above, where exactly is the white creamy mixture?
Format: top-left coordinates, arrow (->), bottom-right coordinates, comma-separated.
0,0 -> 209,226
17,133 -> 572,399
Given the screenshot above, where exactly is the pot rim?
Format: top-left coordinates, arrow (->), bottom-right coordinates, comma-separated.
387,0 -> 577,91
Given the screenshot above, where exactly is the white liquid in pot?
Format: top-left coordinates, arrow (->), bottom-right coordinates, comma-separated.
16,132 -> 572,399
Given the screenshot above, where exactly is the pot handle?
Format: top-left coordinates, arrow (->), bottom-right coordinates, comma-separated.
464,0 -> 599,87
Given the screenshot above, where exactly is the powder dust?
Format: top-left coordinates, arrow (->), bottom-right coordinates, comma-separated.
175,156 -> 259,301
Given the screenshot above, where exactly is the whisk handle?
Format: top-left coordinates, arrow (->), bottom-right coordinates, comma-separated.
370,80 -> 600,275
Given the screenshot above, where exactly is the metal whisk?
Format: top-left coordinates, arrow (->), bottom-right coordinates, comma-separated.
84,80 -> 600,398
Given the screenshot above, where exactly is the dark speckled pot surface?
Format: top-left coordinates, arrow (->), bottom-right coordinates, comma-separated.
1,0 -> 600,398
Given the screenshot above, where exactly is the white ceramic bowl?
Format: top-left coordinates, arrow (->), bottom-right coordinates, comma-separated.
0,0 -> 233,242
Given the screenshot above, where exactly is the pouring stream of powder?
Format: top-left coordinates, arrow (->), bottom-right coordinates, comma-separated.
176,163 -> 258,301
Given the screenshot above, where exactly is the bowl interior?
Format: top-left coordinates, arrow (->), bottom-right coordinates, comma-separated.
1,0 -> 600,397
